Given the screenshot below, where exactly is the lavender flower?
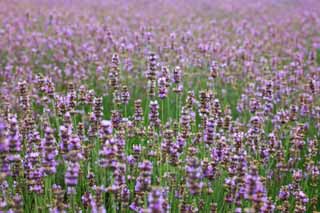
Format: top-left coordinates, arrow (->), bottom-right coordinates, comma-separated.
147,187 -> 169,213
65,161 -> 80,194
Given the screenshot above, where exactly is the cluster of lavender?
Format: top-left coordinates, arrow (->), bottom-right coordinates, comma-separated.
0,0 -> 320,212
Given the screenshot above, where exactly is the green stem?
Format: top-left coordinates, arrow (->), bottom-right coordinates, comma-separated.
161,99 -> 164,124
124,104 -> 127,118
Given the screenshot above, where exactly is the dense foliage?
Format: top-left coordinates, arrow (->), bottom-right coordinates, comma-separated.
0,0 -> 319,212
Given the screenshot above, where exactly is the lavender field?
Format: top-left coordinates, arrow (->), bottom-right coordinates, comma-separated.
0,0 -> 320,212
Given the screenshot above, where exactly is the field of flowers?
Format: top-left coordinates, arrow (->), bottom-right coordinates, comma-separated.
0,0 -> 320,212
